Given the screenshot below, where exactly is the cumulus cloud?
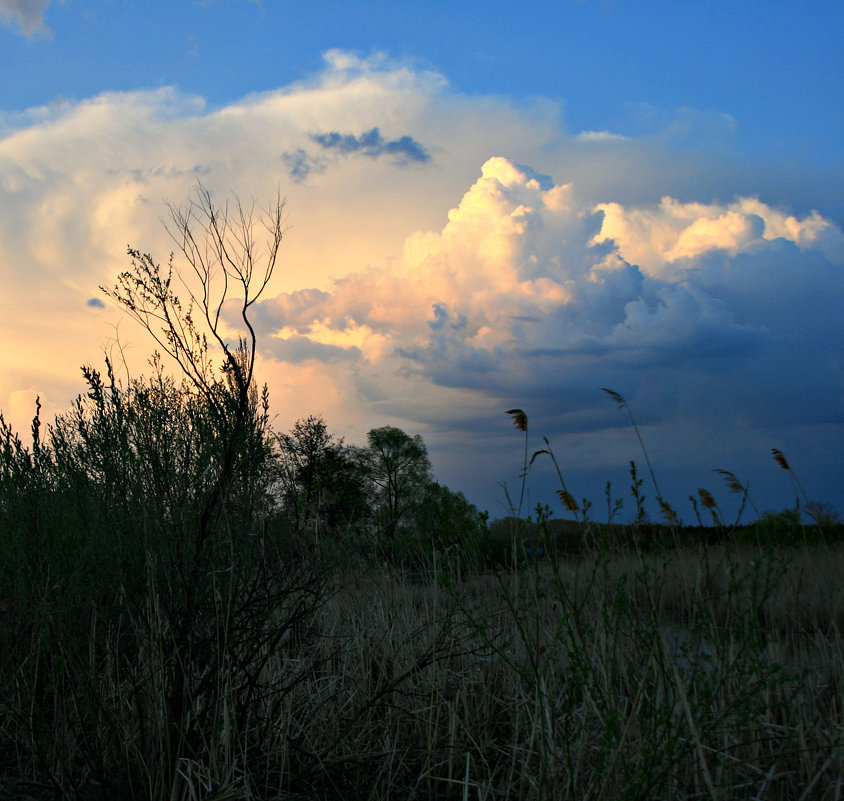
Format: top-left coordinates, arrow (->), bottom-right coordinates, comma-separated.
593,195 -> 844,277
249,157 -> 795,387
242,154 -> 844,511
0,0 -> 50,36
1,50 -> 842,515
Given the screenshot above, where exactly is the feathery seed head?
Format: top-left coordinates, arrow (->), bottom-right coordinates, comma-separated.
658,497 -> 679,525
772,448 -> 791,471
601,387 -> 627,409
557,489 -> 580,513
698,488 -> 717,510
506,409 -> 528,432
714,469 -> 745,494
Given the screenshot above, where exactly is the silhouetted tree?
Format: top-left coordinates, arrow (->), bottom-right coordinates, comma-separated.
365,426 -> 431,538
415,481 -> 489,553
94,186 -> 334,789
276,415 -> 368,540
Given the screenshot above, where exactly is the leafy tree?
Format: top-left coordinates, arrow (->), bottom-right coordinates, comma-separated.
365,425 -> 432,538
276,415 -> 368,540
415,481 -> 489,552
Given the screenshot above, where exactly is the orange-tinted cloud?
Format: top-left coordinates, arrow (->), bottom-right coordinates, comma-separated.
2,52 -> 843,515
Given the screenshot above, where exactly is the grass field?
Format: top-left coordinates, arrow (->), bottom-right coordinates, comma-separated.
1,527 -> 842,800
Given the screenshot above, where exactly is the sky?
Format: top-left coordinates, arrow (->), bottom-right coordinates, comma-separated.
1,0 -> 843,523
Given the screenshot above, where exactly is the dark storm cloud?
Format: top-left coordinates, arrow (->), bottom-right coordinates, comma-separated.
281,149 -> 326,184
310,127 -> 430,164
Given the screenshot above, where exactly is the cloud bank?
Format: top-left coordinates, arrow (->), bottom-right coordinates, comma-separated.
248,157 -> 844,509
1,51 -> 841,517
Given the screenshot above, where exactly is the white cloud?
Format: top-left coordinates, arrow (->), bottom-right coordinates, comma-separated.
249,157 -> 812,396
0,52 -> 563,436
576,131 -> 628,143
1,51 -> 842,516
592,195 -> 844,278
243,154 -> 844,513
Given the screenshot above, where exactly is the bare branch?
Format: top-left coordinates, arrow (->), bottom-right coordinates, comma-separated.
102,184 -> 286,425
158,184 -> 286,398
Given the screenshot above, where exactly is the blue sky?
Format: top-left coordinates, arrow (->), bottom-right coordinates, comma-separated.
5,1 -> 842,168
2,0 -> 843,521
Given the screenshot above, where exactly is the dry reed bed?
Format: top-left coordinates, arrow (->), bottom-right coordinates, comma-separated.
1,545 -> 842,800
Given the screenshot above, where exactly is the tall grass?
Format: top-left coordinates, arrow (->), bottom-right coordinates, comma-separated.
2,533 -> 843,798
453,539 -> 844,799
1,392 -> 842,799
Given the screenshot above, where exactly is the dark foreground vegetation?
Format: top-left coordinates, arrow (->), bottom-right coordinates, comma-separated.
1,188 -> 841,799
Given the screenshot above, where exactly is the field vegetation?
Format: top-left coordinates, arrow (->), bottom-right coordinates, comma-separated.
0,188 -> 841,799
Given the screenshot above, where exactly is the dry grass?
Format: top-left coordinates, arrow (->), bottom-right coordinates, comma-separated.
1,542 -> 843,800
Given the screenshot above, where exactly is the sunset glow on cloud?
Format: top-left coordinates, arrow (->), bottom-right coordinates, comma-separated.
2,3 -> 843,518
